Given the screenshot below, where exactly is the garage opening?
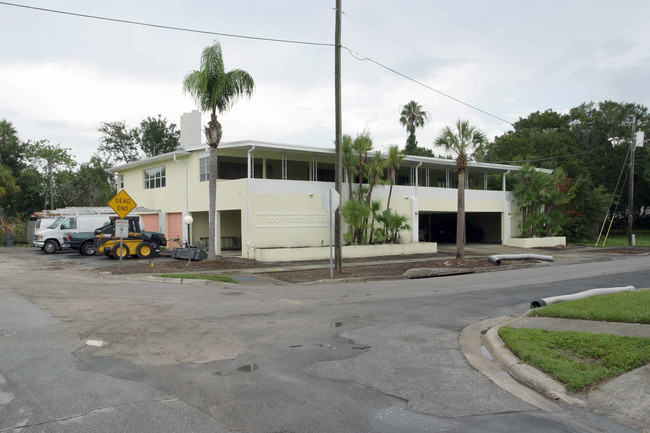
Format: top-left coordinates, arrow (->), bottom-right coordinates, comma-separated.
419,212 -> 501,243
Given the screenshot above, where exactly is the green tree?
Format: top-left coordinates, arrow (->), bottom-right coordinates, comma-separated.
0,121 -> 47,216
341,134 -> 356,199
512,164 -> 576,237
0,163 -> 19,200
341,130 -> 409,245
0,119 -> 28,175
55,156 -> 115,207
97,121 -> 140,164
138,115 -> 180,157
183,40 -> 255,260
435,119 -> 487,258
28,140 -> 76,209
385,145 -> 404,210
400,101 -> 431,156
483,101 -> 650,237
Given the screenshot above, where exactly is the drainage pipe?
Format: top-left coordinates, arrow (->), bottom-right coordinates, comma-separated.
488,253 -> 554,266
530,286 -> 637,309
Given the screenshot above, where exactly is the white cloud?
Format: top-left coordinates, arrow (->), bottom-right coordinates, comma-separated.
2,0 -> 650,165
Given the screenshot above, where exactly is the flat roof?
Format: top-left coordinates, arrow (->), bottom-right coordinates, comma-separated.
109,140 -> 549,174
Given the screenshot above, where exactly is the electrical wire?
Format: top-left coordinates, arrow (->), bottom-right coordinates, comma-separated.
343,47 -> 514,126
425,0 -> 600,102
483,145 -> 625,165
1,0 -> 518,127
0,1 -> 333,47
293,0 -> 334,10
340,10 -> 541,111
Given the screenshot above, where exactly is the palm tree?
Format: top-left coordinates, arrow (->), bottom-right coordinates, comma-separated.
399,101 -> 429,155
435,119 -> 487,259
183,41 -> 254,260
385,145 -> 404,210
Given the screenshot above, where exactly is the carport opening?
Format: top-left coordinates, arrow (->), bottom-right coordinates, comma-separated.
419,212 -> 501,243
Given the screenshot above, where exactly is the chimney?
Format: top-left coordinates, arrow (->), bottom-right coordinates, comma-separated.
180,110 -> 201,149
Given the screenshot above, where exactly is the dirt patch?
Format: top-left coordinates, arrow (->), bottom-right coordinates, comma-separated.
95,254 -> 533,284
259,258 -> 536,283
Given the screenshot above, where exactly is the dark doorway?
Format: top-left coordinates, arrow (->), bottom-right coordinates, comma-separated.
419,212 -> 501,243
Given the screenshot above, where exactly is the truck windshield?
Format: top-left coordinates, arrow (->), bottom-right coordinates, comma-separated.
49,217 -> 65,229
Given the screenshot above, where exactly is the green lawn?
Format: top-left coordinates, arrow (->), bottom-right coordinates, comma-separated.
156,273 -> 238,283
529,290 -> 650,324
499,326 -> 650,392
500,290 -> 650,392
574,229 -> 650,247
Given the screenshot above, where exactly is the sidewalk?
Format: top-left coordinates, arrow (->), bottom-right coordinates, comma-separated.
481,316 -> 650,433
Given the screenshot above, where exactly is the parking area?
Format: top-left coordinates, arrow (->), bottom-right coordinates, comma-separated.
19,245 -> 180,269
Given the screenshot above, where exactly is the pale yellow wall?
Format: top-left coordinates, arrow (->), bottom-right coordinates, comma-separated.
116,150 -> 524,251
120,157 -> 187,213
190,211 -> 209,248
250,190 -> 330,248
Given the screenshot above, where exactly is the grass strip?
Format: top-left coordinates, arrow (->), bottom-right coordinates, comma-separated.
499,326 -> 650,392
156,273 -> 238,283
572,229 -> 650,247
529,290 -> 650,324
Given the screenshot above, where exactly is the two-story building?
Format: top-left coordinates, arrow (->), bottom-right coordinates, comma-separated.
110,110 -> 528,261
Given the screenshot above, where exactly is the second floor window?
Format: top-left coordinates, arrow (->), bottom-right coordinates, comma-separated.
144,166 -> 166,189
199,157 -> 209,182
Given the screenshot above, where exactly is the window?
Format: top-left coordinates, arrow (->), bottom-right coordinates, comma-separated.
199,157 -> 209,182
119,174 -> 124,189
144,166 -> 166,189
60,217 -> 77,230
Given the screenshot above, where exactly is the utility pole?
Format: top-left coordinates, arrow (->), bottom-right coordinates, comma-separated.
628,115 -> 636,246
334,0 -> 343,271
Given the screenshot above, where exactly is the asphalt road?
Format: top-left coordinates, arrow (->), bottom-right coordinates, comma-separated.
0,247 -> 648,433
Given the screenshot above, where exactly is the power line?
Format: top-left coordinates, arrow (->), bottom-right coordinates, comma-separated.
0,1 -> 333,47
343,47 -> 514,126
483,144 -> 625,165
425,0 -> 600,101
340,10 -> 541,111
1,0 -> 516,127
293,0 -> 334,10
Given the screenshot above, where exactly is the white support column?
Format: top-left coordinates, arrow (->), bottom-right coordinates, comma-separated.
282,151 -> 287,180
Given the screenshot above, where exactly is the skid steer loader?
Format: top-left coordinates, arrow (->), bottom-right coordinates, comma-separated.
94,216 -> 167,259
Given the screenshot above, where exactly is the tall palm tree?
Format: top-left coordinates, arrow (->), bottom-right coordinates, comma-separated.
399,101 -> 429,154
385,145 -> 404,210
183,41 -> 254,260
435,119 -> 486,259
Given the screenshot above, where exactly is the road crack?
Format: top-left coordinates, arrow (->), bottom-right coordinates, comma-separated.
0,398 -> 179,432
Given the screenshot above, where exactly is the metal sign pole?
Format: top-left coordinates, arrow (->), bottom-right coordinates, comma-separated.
119,238 -> 123,271
329,189 -> 333,279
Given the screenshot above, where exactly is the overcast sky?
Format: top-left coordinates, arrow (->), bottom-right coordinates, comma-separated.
2,0 -> 649,163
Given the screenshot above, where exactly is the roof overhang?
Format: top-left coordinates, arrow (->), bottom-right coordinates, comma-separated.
108,140 -> 549,175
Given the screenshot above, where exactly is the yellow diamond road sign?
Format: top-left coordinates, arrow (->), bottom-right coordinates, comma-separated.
108,189 -> 137,219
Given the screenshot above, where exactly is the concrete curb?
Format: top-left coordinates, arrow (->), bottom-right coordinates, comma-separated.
483,325 -> 585,407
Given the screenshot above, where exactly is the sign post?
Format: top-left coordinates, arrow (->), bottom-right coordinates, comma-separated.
108,190 -> 138,271
321,189 -> 340,278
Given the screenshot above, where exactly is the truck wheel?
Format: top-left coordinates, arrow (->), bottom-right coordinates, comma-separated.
136,242 -> 153,259
80,241 -> 96,256
112,244 -> 130,259
43,240 -> 58,254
